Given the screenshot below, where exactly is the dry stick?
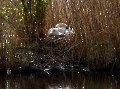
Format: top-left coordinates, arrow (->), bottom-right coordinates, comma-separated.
110,58 -> 117,73
111,72 -> 118,85
55,40 -> 82,60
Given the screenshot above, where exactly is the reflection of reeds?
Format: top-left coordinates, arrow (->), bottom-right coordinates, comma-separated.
0,71 -> 118,89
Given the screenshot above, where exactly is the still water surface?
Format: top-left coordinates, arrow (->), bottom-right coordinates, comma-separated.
0,71 -> 119,89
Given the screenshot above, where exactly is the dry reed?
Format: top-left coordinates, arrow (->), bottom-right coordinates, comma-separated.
44,0 -> 120,69
0,0 -> 120,70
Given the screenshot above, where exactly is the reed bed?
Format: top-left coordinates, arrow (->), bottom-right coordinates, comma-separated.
45,0 -> 120,70
0,0 -> 120,71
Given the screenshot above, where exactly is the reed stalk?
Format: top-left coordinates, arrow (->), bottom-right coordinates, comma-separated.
0,0 -> 120,71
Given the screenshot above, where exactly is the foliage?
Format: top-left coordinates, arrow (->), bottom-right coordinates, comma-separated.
0,0 -> 24,22
0,0 -> 51,38
1,0 -> 120,70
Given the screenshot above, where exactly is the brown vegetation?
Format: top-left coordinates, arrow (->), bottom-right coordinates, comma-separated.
45,0 -> 120,70
0,0 -> 120,71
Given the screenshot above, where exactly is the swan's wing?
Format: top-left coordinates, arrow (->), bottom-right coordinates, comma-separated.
65,30 -> 70,36
55,23 -> 67,28
65,28 -> 75,36
58,27 -> 66,33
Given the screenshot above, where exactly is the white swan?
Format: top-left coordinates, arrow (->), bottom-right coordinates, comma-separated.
48,23 -> 75,36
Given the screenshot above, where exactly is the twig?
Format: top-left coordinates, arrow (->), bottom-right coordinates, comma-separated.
110,58 -> 117,73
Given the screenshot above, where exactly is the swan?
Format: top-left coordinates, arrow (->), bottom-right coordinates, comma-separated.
48,23 -> 75,36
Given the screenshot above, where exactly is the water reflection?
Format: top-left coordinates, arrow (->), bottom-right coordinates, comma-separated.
0,71 -> 119,89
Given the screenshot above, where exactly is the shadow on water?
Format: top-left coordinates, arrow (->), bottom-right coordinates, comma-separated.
0,71 -> 120,89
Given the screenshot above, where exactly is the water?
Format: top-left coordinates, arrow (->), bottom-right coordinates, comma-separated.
0,71 -> 119,89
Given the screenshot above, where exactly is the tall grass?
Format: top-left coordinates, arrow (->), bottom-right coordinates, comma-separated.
0,0 -> 120,70
0,0 -> 51,68
45,0 -> 120,68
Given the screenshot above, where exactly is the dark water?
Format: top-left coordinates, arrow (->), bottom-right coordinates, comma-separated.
0,71 -> 120,89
